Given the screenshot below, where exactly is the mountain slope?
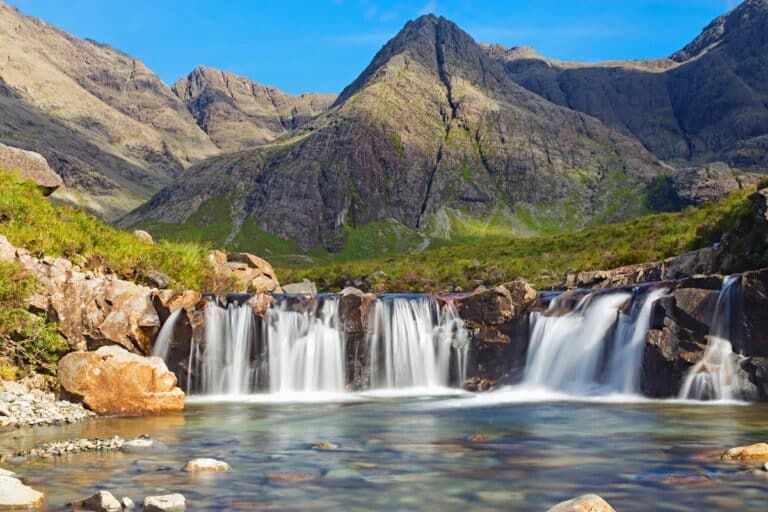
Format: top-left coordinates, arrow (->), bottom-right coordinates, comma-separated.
173,66 -> 335,151
496,0 -> 768,168
0,1 -> 221,217
125,15 -> 664,254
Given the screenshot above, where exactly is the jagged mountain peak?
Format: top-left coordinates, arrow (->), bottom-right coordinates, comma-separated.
671,0 -> 768,62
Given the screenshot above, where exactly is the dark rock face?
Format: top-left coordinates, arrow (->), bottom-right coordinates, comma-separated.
498,0 -> 768,168
338,289 -> 377,389
738,269 -> 768,356
671,163 -> 740,207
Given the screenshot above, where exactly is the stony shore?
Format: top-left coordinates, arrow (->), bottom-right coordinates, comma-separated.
0,380 -> 93,430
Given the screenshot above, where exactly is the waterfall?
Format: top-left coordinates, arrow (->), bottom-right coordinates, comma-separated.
368,296 -> 469,389
679,275 -> 742,401
265,296 -> 346,393
523,287 -> 666,394
152,308 -> 182,361
188,302 -> 262,395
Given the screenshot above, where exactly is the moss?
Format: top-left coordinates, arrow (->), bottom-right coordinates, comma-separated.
391,131 -> 404,160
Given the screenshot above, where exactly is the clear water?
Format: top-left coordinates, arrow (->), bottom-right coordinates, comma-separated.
4,393 -> 768,511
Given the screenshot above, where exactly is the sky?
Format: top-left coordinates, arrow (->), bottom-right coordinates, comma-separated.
9,0 -> 737,95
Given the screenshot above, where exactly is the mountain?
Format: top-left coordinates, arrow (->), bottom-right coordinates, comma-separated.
0,1 -> 223,217
173,66 -> 335,151
124,14 -> 665,254
495,0 -> 768,168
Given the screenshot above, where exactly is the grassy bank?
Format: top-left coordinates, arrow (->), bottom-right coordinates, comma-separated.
0,171 -> 217,290
279,184 -> 767,292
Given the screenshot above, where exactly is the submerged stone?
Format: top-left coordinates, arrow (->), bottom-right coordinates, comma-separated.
721,442 -> 768,461
547,494 -> 615,512
143,493 -> 186,511
182,458 -> 231,472
312,441 -> 340,450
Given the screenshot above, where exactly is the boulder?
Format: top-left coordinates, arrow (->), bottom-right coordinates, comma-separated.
0,142 -> 62,195
75,490 -> 122,512
58,345 -> 184,415
182,458 -> 231,472
144,494 -> 185,512
141,270 -> 170,289
740,269 -> 768,356
0,475 -> 45,509
207,250 -> 282,293
546,494 -> 615,512
132,230 -> 155,245
282,280 -> 317,294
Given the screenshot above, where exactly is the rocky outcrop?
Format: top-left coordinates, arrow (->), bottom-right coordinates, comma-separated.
671,162 -> 740,207
454,280 -> 538,384
338,288 -> 377,388
0,143 -> 62,194
207,250 -> 282,293
0,236 -> 161,354
58,345 -> 184,415
562,247 -> 723,290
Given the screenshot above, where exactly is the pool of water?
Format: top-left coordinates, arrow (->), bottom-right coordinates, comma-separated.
4,389 -> 768,511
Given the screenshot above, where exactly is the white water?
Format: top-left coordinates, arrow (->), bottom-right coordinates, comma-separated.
368,296 -> 469,389
188,302 -> 261,395
151,308 -> 182,361
679,275 -> 742,401
265,297 -> 346,393
524,288 -> 666,394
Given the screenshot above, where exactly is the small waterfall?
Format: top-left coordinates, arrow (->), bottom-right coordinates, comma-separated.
368,296 -> 469,389
152,308 -> 183,361
524,287 -> 666,394
188,302 -> 262,395
679,275 -> 742,401
265,296 -> 346,393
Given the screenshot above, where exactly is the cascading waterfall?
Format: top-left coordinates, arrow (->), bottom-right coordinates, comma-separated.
188,301 -> 261,395
151,308 -> 182,362
523,287 -> 667,394
368,296 -> 469,389
679,275 -> 743,401
265,297 -> 346,393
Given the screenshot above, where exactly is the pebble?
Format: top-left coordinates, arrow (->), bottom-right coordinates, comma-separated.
1,436 -> 124,463
144,493 -> 186,512
121,497 -> 135,509
182,458 -> 231,472
0,381 -> 94,429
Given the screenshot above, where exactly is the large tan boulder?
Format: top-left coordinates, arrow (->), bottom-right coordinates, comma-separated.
58,345 -> 184,416
547,494 -> 615,512
0,475 -> 45,509
207,250 -> 282,293
721,442 -> 768,461
0,142 -> 62,195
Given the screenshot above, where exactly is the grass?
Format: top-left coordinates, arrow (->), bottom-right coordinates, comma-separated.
280,185 -> 765,292
0,171 -> 220,290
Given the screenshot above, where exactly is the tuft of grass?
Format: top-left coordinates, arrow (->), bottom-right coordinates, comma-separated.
0,171 -> 219,290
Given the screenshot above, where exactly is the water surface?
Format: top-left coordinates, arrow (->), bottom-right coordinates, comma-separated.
4,392 -> 768,511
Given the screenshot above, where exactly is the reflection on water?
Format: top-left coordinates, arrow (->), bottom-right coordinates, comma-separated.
4,396 -> 768,511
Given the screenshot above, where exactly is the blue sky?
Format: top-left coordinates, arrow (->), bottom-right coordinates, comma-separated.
10,1 -> 736,95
